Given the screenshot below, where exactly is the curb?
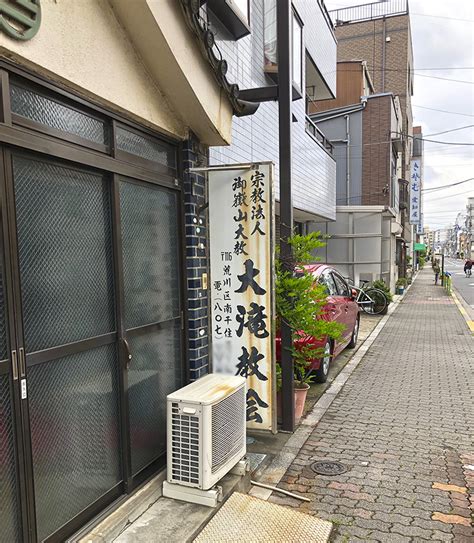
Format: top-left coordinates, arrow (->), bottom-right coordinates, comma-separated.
249,277 -> 412,502
451,287 -> 474,334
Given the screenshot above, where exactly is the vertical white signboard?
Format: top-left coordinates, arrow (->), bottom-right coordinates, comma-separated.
209,163 -> 275,431
410,159 -> 421,225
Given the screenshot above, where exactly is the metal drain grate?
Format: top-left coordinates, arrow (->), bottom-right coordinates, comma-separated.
311,461 -> 348,476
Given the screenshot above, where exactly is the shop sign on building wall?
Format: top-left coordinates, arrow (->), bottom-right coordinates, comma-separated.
410,159 -> 422,225
209,162 -> 275,431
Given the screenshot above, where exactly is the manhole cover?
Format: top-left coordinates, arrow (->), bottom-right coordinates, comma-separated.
311,461 -> 347,476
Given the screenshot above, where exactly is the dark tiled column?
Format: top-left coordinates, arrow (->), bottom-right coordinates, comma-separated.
181,134 -> 210,380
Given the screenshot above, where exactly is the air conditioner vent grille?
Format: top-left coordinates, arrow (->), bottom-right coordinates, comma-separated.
170,403 -> 200,485
211,387 -> 245,473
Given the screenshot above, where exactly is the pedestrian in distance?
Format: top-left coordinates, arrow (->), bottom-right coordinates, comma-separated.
464,259 -> 472,278
433,261 -> 440,285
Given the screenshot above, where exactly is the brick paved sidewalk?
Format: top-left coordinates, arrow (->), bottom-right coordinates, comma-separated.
269,269 -> 474,542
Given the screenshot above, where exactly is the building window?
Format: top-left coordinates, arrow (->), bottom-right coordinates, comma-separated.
263,1 -> 303,96
233,0 -> 249,22
292,11 -> 303,91
207,0 -> 250,40
264,0 -> 277,74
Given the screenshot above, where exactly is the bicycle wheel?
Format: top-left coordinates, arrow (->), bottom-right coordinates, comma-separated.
361,288 -> 387,315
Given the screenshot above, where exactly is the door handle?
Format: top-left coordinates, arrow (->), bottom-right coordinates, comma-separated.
11,350 -> 18,381
19,347 -> 26,378
123,338 -> 132,369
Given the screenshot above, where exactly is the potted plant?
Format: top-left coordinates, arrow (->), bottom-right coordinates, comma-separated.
275,233 -> 342,422
396,277 -> 407,294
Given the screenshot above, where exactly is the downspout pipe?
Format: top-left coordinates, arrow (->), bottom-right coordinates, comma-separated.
382,17 -> 386,92
345,114 -> 350,205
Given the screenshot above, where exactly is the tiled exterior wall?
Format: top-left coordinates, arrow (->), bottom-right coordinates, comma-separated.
362,95 -> 391,206
182,135 -> 210,380
209,0 -> 337,221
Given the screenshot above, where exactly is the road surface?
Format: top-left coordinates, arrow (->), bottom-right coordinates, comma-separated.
444,257 -> 474,309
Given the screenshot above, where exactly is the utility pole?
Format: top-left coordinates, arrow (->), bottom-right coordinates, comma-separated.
277,0 -> 294,432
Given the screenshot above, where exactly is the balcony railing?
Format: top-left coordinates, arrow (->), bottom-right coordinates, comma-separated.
329,0 -> 408,26
305,116 -> 334,155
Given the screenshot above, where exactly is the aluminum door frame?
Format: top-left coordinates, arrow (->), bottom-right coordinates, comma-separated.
0,148 -> 30,542
0,63 -> 188,542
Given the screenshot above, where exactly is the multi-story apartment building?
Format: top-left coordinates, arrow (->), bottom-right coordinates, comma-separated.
310,84 -> 404,290
423,227 -> 434,255
329,0 -> 414,275
467,197 -> 474,259
210,0 -> 338,226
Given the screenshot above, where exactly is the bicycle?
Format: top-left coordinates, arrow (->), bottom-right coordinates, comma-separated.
347,279 -> 388,315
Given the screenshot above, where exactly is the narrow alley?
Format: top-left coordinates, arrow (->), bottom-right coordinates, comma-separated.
270,269 -> 474,542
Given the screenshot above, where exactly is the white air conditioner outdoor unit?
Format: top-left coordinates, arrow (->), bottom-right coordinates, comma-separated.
166,374 -> 246,492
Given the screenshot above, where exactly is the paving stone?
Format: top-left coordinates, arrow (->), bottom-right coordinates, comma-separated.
328,482 -> 361,493
430,530 -> 455,541
411,517 -> 453,533
432,482 -> 467,494
353,518 -> 393,532
374,533 -> 411,543
447,536 -> 472,543
391,505 -> 431,519
390,523 -> 434,539
372,512 -> 411,526
431,512 -> 471,526
451,524 -> 474,537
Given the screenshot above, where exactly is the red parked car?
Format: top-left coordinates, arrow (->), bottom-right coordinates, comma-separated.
276,264 -> 360,383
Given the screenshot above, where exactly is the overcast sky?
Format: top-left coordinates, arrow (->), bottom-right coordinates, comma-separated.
325,0 -> 474,231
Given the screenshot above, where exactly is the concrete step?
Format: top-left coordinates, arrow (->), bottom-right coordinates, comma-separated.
75,469 -> 251,543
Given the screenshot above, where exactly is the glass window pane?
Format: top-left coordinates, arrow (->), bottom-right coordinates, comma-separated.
292,14 -> 302,89
28,344 -> 121,542
116,126 -> 176,169
233,0 -> 248,21
332,273 -> 349,297
320,272 -> 337,296
128,321 -> 182,475
0,375 -> 20,541
0,261 -> 7,360
10,84 -> 108,146
120,180 -> 180,329
13,156 -> 115,352
264,0 -> 278,70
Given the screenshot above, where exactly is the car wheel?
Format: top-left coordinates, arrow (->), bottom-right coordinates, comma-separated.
348,316 -> 359,348
314,340 -> 331,383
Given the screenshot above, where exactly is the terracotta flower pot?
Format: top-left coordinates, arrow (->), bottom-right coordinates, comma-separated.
294,383 -> 310,422
276,382 -> 310,424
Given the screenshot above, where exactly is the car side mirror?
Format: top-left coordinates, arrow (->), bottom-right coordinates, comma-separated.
351,288 -> 358,300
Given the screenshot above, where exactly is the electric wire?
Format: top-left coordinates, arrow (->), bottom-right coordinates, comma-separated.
412,105 -> 474,117
422,178 -> 474,193
425,125 -> 474,137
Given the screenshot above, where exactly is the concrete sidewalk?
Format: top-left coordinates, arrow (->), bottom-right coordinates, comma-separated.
269,268 -> 474,542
